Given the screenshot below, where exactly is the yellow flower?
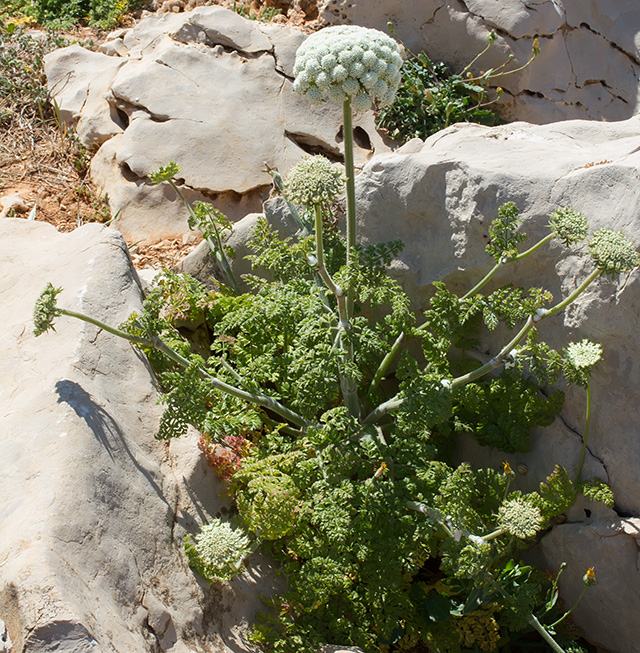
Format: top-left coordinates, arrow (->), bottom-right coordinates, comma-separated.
583,566 -> 597,586
502,461 -> 515,477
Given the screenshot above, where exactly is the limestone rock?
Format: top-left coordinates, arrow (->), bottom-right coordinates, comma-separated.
46,7 -> 388,244
0,193 -> 28,219
535,518 -> 640,653
0,219 -> 265,652
44,45 -> 125,150
350,115 -> 640,652
317,0 -> 640,124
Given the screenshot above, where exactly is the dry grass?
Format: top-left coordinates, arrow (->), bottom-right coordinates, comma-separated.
0,28 -> 110,230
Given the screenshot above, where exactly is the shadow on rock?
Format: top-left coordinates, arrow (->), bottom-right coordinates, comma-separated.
55,378 -> 169,507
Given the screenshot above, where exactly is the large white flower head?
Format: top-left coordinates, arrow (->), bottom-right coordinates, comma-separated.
497,497 -> 543,539
292,25 -> 403,111
563,339 -> 603,386
589,228 -> 639,275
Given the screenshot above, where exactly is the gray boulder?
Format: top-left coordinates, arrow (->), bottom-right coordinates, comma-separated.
45,7 -> 388,244
535,517 -> 640,653
0,219 -> 269,652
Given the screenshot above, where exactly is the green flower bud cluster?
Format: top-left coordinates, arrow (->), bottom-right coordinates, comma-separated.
293,25 -> 403,111
548,207 -> 588,246
284,155 -> 345,208
497,497 -> 543,539
589,228 -> 639,275
236,470 -> 300,541
149,161 -> 180,185
184,518 -> 251,583
33,283 -> 63,337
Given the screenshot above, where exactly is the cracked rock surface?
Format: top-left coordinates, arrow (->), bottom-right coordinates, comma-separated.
350,117 -> 640,651
45,6 -> 387,243
318,0 -> 640,124
0,220 -> 272,652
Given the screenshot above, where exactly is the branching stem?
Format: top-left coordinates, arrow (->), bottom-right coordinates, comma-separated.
312,204 -> 360,417
59,309 -> 309,428
528,614 -> 567,653
547,586 -> 588,630
462,233 -> 554,301
370,233 -> 556,393
363,268 -> 602,425
168,179 -> 239,293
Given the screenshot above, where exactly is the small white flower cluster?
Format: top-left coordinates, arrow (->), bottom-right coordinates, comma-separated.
293,25 -> 403,111
548,207 -> 588,246
565,339 -> 603,370
284,155 -> 345,207
589,228 -> 639,275
193,519 -> 251,582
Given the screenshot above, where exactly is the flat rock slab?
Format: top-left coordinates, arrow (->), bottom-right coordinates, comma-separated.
0,220 -> 268,652
45,6 -> 387,243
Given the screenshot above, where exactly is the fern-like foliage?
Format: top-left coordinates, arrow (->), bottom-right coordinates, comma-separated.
124,211 -> 593,653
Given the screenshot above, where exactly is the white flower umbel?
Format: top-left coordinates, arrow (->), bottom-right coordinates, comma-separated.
564,339 -> 603,485
565,340 -> 603,370
293,25 -> 403,111
284,156 -> 344,209
188,519 -> 251,582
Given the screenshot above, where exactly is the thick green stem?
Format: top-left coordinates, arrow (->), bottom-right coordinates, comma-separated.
363,267 -> 602,426
461,260 -> 504,301
369,332 -> 405,395
575,382 -> 592,483
343,97 -> 357,319
515,233 -> 555,261
544,269 -> 601,320
462,233 -> 555,301
481,527 -> 507,542
61,309 -> 148,345
313,205 -> 341,298
313,205 -> 360,417
59,309 -> 309,428
450,316 -> 534,389
528,615 -> 567,653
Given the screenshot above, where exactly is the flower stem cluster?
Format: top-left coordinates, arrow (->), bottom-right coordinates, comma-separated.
33,282 -> 62,336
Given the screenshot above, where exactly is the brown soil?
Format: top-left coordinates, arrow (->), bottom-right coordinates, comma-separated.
129,236 -> 202,269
